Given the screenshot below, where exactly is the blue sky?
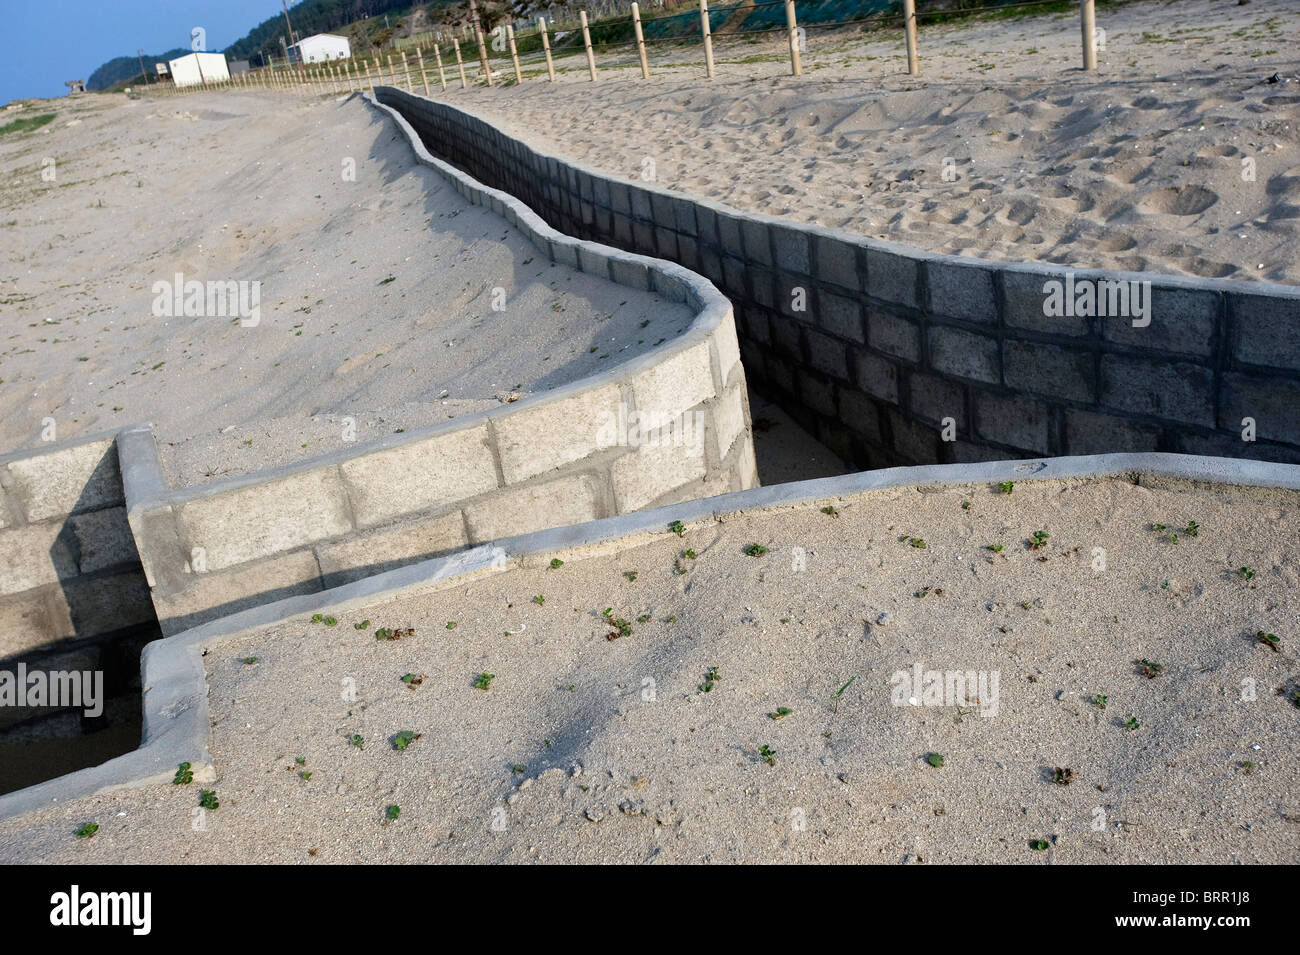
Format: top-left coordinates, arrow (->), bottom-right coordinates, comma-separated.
1,0 -> 286,104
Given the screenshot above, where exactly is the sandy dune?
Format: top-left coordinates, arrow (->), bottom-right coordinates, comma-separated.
0,93 -> 691,487
460,0 -> 1300,285
1,476 -> 1295,863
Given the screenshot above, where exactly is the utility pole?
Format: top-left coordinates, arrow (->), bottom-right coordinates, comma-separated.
281,0 -> 301,76
137,48 -> 150,84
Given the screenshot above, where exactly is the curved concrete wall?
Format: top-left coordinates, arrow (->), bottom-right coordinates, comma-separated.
118,94 -> 755,636
373,87 -> 1300,470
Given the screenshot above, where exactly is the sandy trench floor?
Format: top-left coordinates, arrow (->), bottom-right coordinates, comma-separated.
0,476 -> 1295,863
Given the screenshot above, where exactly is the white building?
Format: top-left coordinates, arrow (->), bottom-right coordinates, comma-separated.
167,52 -> 231,88
287,34 -> 352,64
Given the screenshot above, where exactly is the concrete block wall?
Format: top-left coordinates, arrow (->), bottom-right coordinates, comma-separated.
118,94 -> 755,636
0,432 -> 154,659
374,87 -> 1300,470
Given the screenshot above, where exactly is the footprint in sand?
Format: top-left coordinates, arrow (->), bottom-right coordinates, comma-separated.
1139,185 -> 1219,216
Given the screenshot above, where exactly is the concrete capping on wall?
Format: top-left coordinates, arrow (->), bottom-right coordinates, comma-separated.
3,449 -> 1296,821
0,429 -> 153,657
114,91 -> 755,637
371,87 -> 1300,472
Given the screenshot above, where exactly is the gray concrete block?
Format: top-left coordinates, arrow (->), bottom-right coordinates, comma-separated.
867,309 -> 921,363
466,473 -> 602,542
0,523 -> 78,595
316,509 -> 467,587
4,439 -> 121,523
70,506 -> 138,575
1100,355 -> 1215,428
1063,409 -> 1161,456
611,442 -> 706,512
926,258 -> 996,324
674,197 -> 697,236
1002,265 -> 1092,337
816,291 -> 866,343
1004,339 -> 1095,403
907,371 -> 966,426
577,245 -> 609,279
1103,284 -> 1220,357
631,339 -> 716,417
837,389 -> 882,446
798,371 -> 837,417
928,326 -> 1000,384
339,425 -> 498,529
1221,372 -> 1300,447
807,329 -> 849,381
1231,289 -> 1300,371
181,468 -> 354,571
852,348 -> 900,403
975,392 -> 1050,453
865,246 -> 919,309
814,234 -> 859,292
496,382 -> 621,483
771,223 -> 810,276
742,218 -> 772,267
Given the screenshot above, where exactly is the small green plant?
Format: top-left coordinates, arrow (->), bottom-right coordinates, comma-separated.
1135,659 -> 1163,679
199,790 -> 219,810
549,558 -> 564,569
700,666 -> 720,692
744,543 -> 769,557
1257,630 -> 1280,652
401,673 -> 425,686
385,804 -> 401,821
378,275 -> 396,285
1241,761 -> 1256,774
683,549 -> 697,559
323,616 -> 337,627
669,520 -> 685,537
354,619 -> 370,630
511,764 -> 526,774
821,505 -> 838,516
622,571 -> 638,582
998,481 -> 1014,494
1092,694 -> 1108,710
1028,530 -> 1050,550
1053,767 -> 1074,785
299,771 -> 312,781
926,753 -> 944,769
349,734 -> 365,750
758,745 -> 776,766
1239,567 -> 1256,580
445,621 -> 457,630
767,706 -> 793,721
173,762 -> 194,785
1029,839 -> 1049,851
986,544 -> 1005,553
961,500 -> 971,510
1125,716 -> 1141,731
295,756 -> 306,766
636,613 -> 651,623
75,823 -> 99,839
238,656 -> 258,665
473,672 -> 495,690
532,594 -> 545,605
391,730 -> 421,751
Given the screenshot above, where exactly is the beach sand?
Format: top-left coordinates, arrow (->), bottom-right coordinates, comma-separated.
0,92 -> 694,488
460,0 -> 1300,285
1,476 -> 1295,863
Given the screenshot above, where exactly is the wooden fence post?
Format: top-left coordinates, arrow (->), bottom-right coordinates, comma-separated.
539,17 -> 557,82
507,25 -> 524,84
700,0 -> 715,78
580,10 -> 598,81
432,43 -> 448,90
632,3 -> 650,78
785,0 -> 802,76
453,37 -> 469,89
903,0 -> 919,75
1081,0 -> 1097,70
400,51 -> 412,91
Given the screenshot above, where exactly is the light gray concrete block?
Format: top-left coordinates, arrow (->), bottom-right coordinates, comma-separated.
465,473 -> 602,541
340,425 -> 498,529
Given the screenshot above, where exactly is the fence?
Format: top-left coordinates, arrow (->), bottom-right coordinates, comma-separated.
134,0 -> 1107,97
